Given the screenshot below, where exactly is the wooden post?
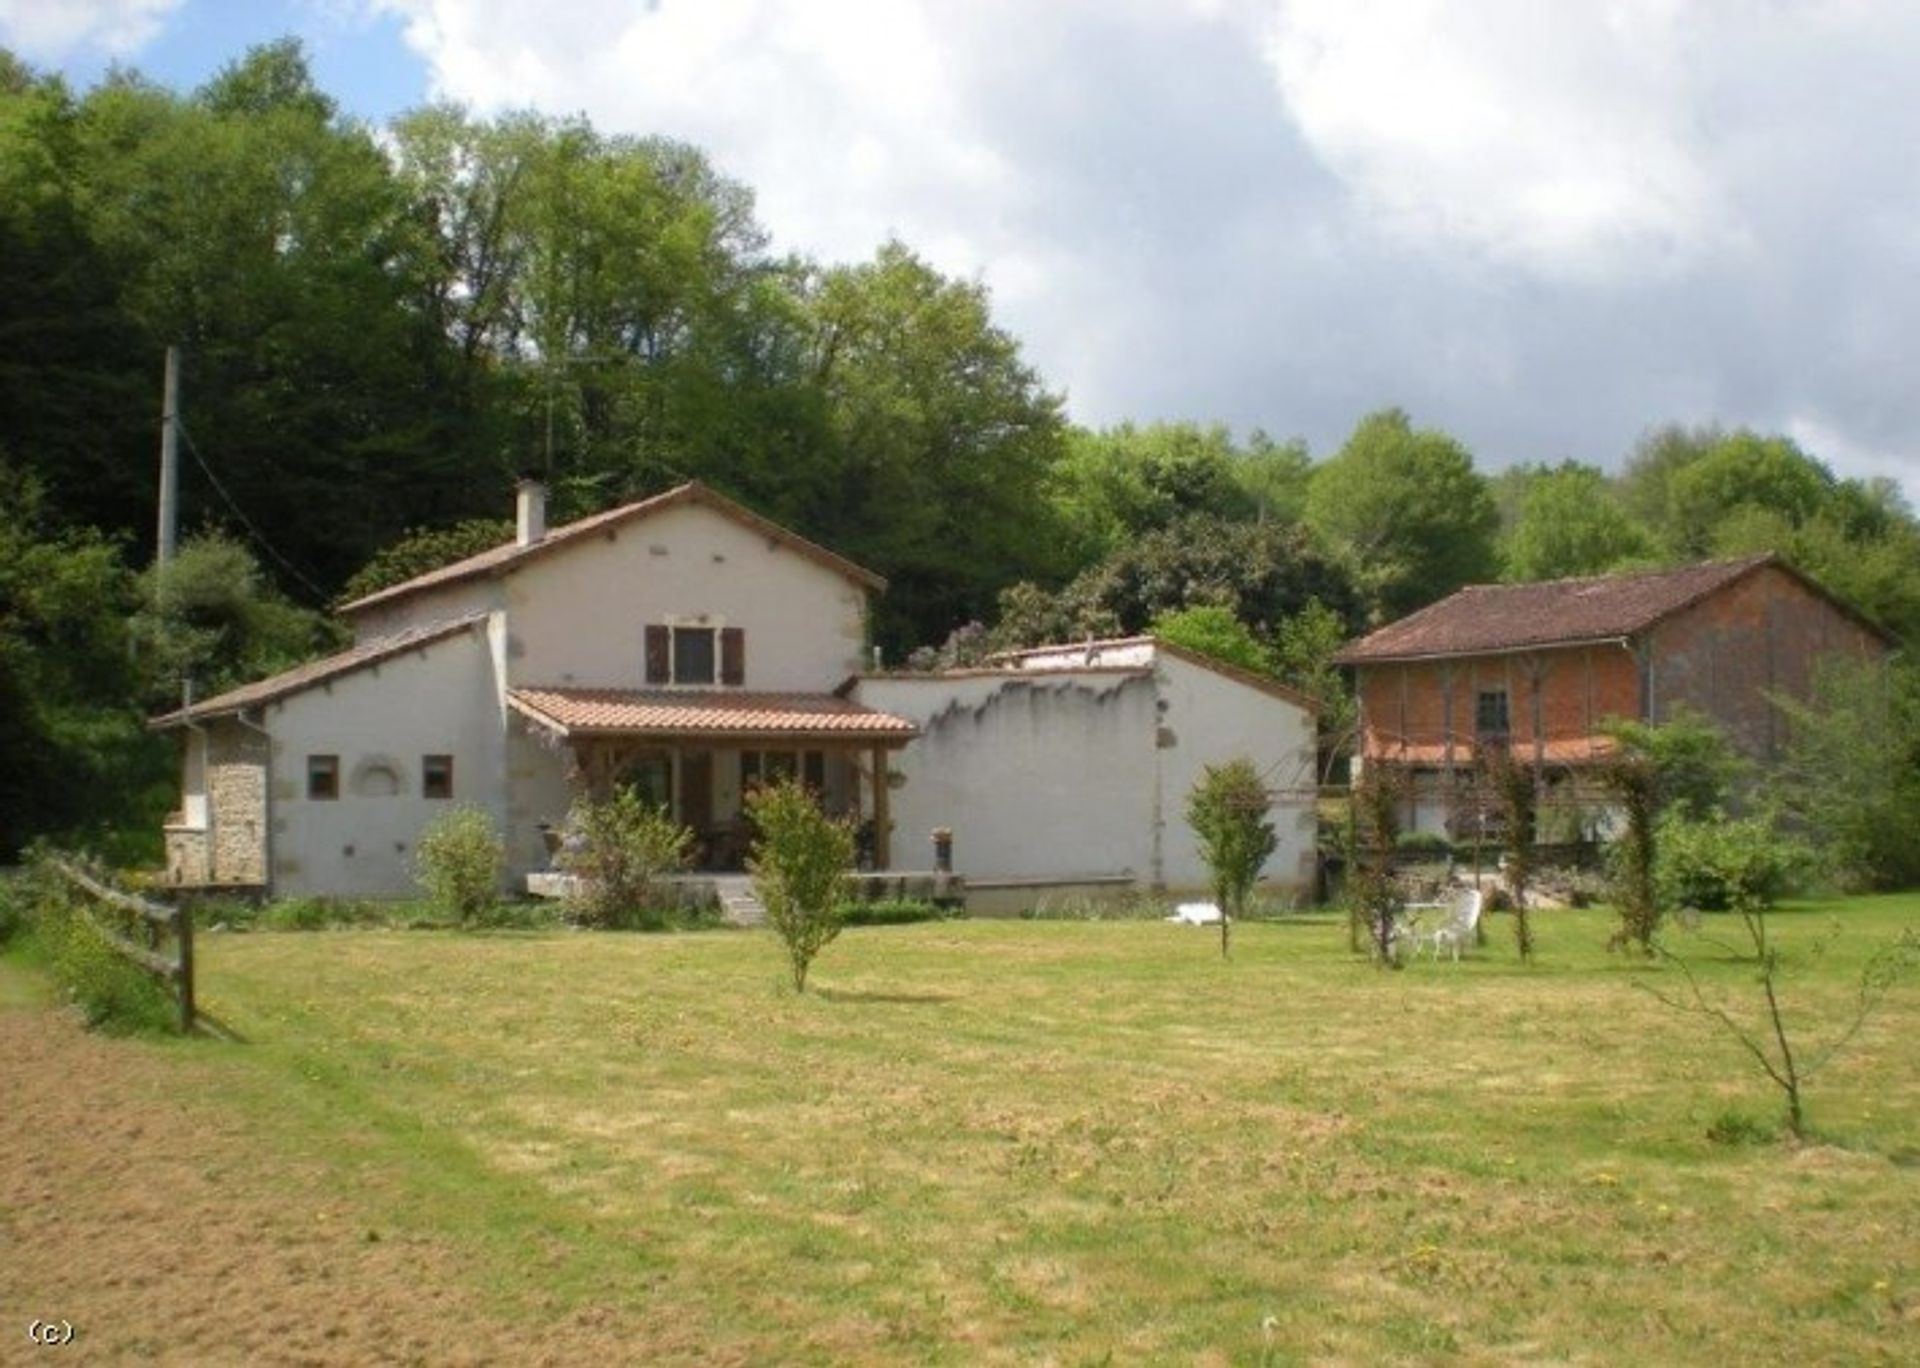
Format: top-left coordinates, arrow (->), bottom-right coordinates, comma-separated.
870,744 -> 891,870
175,903 -> 195,1035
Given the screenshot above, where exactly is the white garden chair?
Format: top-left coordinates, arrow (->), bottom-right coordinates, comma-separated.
1396,887 -> 1482,962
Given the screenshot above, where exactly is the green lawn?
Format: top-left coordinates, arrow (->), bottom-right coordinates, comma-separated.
87,901 -> 1920,1361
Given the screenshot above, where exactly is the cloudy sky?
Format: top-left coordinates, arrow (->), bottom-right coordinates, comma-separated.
11,0 -> 1920,501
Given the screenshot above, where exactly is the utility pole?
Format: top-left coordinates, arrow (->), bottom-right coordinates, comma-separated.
157,345 -> 180,568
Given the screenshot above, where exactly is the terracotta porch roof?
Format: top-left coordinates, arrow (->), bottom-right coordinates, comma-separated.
508,687 -> 919,742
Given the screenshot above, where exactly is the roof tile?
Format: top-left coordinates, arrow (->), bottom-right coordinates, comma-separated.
1333,556 -> 1782,664
509,687 -> 918,741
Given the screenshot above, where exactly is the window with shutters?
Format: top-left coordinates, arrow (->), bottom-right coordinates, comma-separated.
646,621 -> 745,687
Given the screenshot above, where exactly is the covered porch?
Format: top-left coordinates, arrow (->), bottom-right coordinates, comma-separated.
507,686 -> 919,870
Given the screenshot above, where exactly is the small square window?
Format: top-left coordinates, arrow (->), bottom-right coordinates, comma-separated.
307,754 -> 339,801
423,754 -> 454,800
672,626 -> 716,685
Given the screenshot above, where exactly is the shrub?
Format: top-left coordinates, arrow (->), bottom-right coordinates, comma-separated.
1654,813 -> 1808,914
748,779 -> 856,991
0,876 -> 25,948
415,805 -> 505,927
38,902 -> 177,1034
1394,831 -> 1454,860
838,898 -> 954,927
557,789 -> 693,930
1185,757 -> 1278,958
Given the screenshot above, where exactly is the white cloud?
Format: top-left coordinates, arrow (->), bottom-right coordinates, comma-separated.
0,0 -> 181,59
1260,0 -> 1738,282
368,0 -> 1920,500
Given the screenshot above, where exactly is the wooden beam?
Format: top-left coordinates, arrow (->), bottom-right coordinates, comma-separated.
870,743 -> 891,870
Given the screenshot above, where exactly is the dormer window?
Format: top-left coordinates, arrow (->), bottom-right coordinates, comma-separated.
646,622 -> 745,687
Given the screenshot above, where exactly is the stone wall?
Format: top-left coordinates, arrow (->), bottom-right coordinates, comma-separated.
163,826 -> 209,886
206,720 -> 269,886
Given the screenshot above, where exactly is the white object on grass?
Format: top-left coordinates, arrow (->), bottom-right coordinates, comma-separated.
1168,902 -> 1223,925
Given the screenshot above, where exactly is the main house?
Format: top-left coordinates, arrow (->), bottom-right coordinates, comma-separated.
155,483 -> 1321,900
156,481 -> 920,898
1331,553 -> 1893,835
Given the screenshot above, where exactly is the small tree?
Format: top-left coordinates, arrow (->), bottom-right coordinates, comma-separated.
1347,765 -> 1402,965
747,779 -> 856,991
1597,711 -> 1745,954
1185,758 -> 1277,958
415,804 -> 505,927
1483,749 -> 1537,962
558,788 -> 693,929
1638,823 -> 1915,1140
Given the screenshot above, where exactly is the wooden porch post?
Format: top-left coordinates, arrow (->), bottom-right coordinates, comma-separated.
870,743 -> 891,870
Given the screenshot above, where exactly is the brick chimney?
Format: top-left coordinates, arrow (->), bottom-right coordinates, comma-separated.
516,480 -> 546,547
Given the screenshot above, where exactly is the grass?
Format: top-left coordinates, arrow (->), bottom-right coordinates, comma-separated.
30,897 -> 1920,1362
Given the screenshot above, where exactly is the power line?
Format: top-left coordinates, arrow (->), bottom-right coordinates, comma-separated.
174,420 -> 331,602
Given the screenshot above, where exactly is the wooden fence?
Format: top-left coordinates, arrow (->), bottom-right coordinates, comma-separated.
49,858 -> 195,1034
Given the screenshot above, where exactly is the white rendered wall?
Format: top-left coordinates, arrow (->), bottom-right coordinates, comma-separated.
855,671 -> 1160,881
264,622 -> 505,899
503,503 -> 868,691
1151,654 -> 1319,891
856,656 -> 1318,893
346,577 -> 503,644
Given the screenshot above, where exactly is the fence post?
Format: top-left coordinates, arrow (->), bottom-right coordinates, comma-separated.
175,904 -> 195,1035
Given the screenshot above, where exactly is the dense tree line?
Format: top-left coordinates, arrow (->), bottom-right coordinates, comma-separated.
3,40 -> 1918,860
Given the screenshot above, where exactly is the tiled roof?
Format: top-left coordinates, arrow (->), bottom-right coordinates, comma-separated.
508,687 -> 918,741
339,481 -> 885,616
1332,555 -> 1790,665
150,614 -> 491,727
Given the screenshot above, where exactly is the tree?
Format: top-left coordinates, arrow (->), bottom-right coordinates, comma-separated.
1482,748 -> 1537,962
1638,861 -> 1915,1141
1185,759 -> 1277,958
1769,659 -> 1920,890
992,515 -> 1361,653
747,779 -> 856,991
799,241 -> 1071,649
1596,710 -> 1746,954
338,519 -> 512,606
1501,462 -> 1652,581
1666,432 -> 1835,558
130,533 -> 339,705
0,461 -> 164,858
1305,408 -> 1500,622
1050,421 -> 1260,564
1150,606 -> 1274,677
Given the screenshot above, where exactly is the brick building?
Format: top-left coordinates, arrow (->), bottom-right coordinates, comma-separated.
1331,554 -> 1893,834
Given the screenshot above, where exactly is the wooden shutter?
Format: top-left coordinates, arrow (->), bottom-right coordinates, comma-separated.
720,626 -> 745,686
645,625 -> 670,684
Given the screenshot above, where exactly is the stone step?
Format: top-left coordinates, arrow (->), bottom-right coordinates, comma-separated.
712,876 -> 765,927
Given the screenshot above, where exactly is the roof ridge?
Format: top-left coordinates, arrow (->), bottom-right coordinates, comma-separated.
339,481 -> 886,615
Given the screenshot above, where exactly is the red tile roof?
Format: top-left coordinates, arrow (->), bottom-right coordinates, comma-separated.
508,687 -> 918,742
1333,554 -> 1815,665
340,481 -> 886,616
150,614 -> 491,727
